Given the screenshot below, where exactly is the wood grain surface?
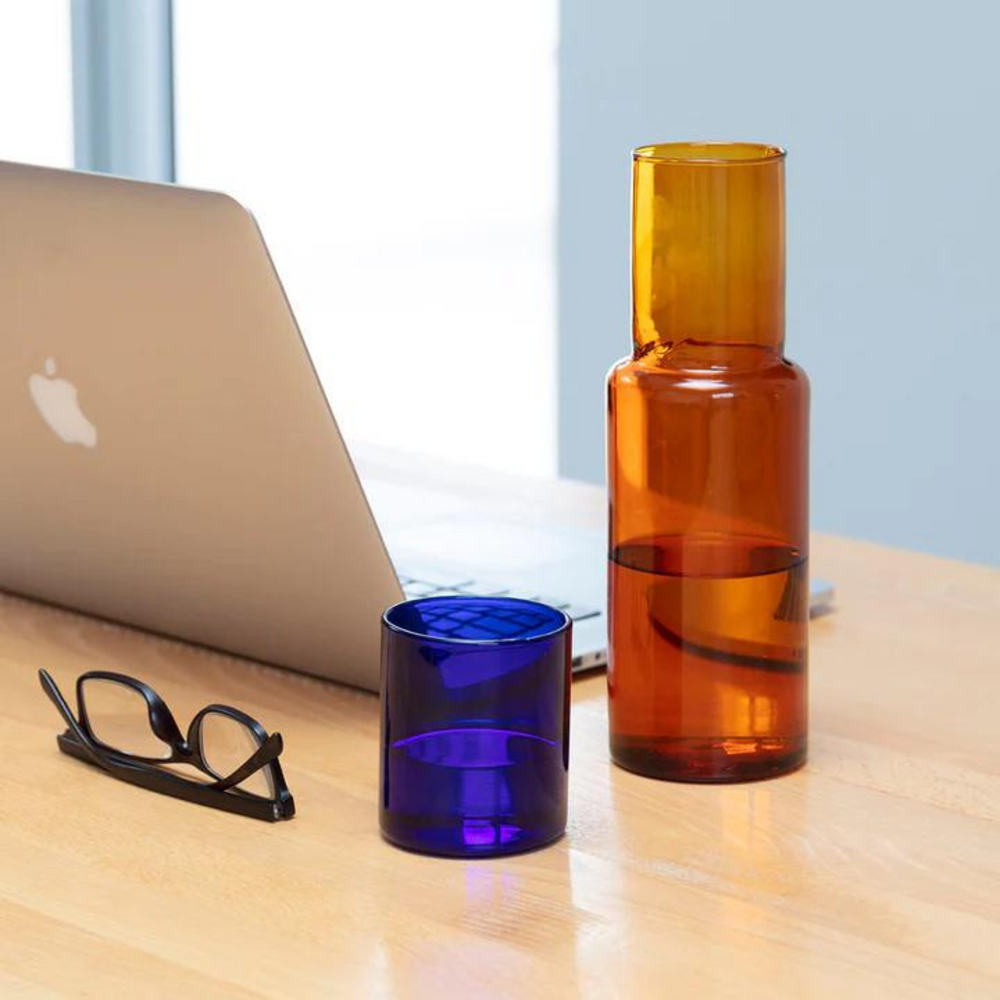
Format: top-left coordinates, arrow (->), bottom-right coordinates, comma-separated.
1,465 -> 998,998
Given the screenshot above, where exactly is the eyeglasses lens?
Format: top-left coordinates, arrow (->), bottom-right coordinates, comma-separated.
200,711 -> 274,797
81,678 -> 172,759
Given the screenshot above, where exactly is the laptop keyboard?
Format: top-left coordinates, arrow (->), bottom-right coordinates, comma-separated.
397,571 -> 602,623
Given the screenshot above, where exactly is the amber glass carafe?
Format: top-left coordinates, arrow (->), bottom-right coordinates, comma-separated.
607,142 -> 808,782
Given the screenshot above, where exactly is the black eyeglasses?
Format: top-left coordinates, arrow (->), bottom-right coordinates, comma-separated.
39,669 -> 295,822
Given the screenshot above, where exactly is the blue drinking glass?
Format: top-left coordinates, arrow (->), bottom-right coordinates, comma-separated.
379,596 -> 572,857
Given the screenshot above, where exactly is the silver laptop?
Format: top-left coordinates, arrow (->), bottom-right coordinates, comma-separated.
0,161 -> 832,691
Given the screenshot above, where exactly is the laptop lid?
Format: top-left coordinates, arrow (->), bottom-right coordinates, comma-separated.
0,161 -> 402,690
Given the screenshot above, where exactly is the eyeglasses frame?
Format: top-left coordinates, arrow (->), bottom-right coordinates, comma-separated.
39,668 -> 295,822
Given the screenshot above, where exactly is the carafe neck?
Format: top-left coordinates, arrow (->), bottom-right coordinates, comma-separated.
631,142 -> 786,358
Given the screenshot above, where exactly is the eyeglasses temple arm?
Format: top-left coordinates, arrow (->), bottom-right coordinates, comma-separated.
37,668 -> 112,771
210,732 -> 284,791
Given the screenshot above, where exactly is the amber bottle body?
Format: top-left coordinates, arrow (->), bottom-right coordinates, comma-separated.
607,143 -> 808,782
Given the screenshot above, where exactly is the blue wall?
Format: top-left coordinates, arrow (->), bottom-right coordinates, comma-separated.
559,0 -> 1000,565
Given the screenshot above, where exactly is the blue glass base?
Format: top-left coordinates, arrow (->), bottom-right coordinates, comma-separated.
380,725 -> 567,858
381,818 -> 565,859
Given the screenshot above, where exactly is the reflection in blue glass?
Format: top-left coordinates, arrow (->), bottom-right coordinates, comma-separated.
387,597 -> 566,643
393,728 -> 556,767
380,597 -> 571,857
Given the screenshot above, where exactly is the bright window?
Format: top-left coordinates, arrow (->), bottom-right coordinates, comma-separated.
174,1 -> 557,476
0,2 -> 72,168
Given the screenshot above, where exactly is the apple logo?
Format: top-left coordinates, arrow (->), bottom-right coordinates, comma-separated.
28,358 -> 98,448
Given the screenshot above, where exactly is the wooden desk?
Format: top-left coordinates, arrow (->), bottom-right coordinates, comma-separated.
1,465 -> 998,998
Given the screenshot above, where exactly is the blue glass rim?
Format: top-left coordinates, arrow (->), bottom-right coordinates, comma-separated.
382,596 -> 571,647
